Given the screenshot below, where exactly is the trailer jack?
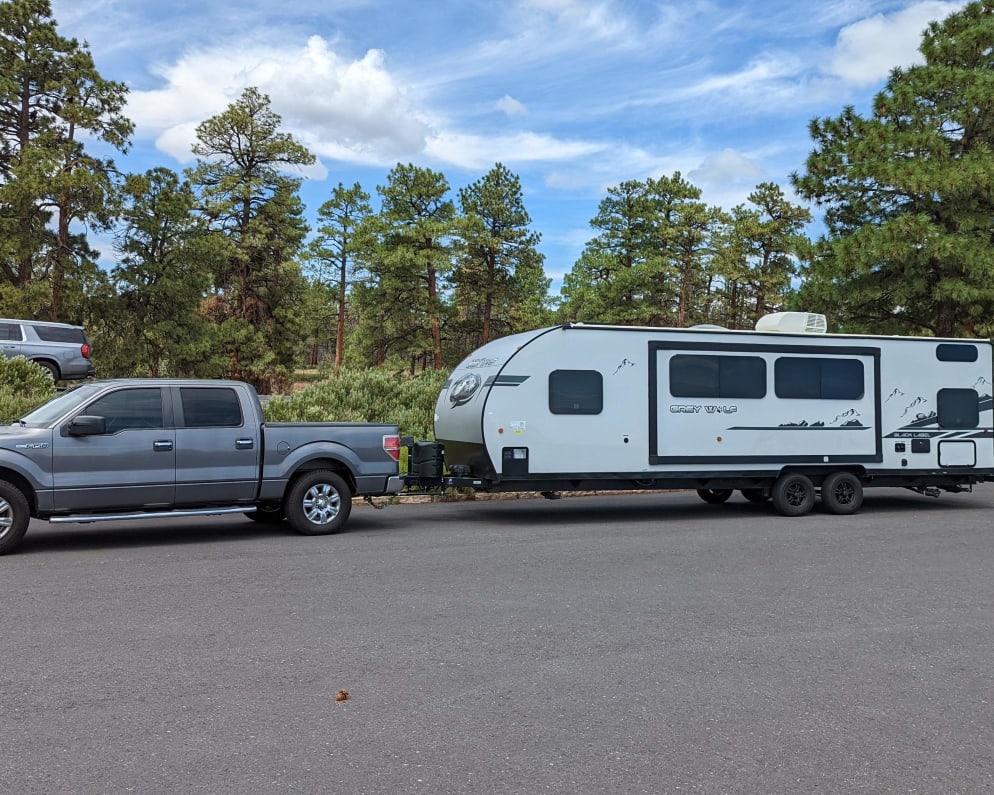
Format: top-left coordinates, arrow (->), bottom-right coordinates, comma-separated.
908,486 -> 942,498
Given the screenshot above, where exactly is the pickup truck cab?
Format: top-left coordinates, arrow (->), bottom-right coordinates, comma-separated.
0,379 -> 402,554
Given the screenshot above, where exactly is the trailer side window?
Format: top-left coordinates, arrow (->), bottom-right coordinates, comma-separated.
937,388 -> 979,428
669,355 -> 766,399
936,344 -> 978,362
549,370 -> 603,414
775,357 -> 864,400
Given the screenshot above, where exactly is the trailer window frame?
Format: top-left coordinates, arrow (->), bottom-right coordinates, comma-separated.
937,388 -> 980,429
549,369 -> 603,415
936,344 -> 978,363
669,354 -> 767,399
774,356 -> 864,400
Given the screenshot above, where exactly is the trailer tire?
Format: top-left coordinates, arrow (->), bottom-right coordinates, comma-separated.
771,473 -> 815,517
0,480 -> 30,555
821,471 -> 863,515
284,470 -> 352,536
740,488 -> 770,503
697,488 -> 733,504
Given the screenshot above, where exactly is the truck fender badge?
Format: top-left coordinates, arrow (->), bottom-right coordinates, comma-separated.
15,442 -> 49,449
449,374 -> 481,407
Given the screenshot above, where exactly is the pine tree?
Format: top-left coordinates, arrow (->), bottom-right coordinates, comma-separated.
453,163 -> 549,353
187,87 -> 313,391
0,0 -> 132,319
307,182 -> 371,370
355,164 -> 454,371
792,0 -> 994,336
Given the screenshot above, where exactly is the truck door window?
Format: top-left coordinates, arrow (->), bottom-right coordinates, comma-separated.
0,323 -> 21,341
179,387 -> 243,427
86,388 -> 164,432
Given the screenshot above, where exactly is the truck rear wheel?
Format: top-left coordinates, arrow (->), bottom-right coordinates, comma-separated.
821,471 -> 863,515
284,470 -> 352,536
0,480 -> 30,555
771,473 -> 815,517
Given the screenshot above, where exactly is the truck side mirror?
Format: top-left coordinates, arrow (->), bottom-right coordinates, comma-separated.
67,415 -> 107,436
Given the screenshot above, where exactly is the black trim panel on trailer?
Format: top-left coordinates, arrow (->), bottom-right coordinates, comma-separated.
647,340 -> 883,466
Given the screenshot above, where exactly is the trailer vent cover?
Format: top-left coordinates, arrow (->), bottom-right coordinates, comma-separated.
755,312 -> 828,334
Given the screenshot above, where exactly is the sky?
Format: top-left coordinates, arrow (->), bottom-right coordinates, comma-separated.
49,0 -> 967,293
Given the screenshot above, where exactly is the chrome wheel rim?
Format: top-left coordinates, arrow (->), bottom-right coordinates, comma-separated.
302,483 -> 341,525
0,498 -> 12,539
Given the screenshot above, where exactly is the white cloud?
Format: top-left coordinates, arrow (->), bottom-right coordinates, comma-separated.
496,94 -> 528,116
689,148 -> 766,186
826,1 -> 966,86
425,131 -> 604,171
127,35 -> 432,168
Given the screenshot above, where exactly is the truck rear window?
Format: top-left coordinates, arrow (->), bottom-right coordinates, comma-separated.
34,326 -> 86,343
180,388 -> 243,427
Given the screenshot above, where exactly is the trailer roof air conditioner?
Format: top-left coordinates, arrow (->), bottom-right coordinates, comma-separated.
754,312 -> 827,334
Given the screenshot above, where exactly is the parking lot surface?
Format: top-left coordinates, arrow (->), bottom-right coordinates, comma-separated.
3,488 -> 994,793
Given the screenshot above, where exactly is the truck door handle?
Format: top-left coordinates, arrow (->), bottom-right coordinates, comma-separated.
235,439 -> 254,450
153,440 -> 174,451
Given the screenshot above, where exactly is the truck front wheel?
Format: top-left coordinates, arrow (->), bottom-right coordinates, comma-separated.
284,470 -> 352,536
0,480 -> 30,555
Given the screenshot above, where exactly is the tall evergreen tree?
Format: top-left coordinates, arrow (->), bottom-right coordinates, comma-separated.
307,182 -> 371,370
792,0 -> 994,336
97,168 -> 221,377
559,173 -> 721,327
453,163 -> 549,352
0,0 -> 132,320
713,183 -> 810,329
355,164 -> 454,371
187,87 -> 314,391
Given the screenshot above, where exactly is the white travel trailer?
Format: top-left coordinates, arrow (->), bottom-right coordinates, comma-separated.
405,313 -> 994,516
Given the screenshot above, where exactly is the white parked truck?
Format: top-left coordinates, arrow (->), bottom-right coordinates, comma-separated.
404,313 -> 994,516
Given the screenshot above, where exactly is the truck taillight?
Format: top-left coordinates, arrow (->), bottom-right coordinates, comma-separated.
81,344 -> 91,359
383,434 -> 401,461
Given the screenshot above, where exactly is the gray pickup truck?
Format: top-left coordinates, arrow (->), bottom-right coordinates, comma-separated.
0,379 -> 402,554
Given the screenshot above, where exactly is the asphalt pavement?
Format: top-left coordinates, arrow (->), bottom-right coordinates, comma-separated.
3,488 -> 994,794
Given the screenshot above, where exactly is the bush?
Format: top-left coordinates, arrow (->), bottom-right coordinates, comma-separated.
263,368 -> 449,440
0,356 -> 58,422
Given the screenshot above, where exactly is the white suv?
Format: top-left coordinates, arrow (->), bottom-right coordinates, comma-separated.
0,319 -> 94,380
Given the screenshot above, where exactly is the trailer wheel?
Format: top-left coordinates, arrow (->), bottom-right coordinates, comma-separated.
821,471 -> 863,515
740,488 -> 770,503
696,488 -> 733,504
771,474 -> 815,517
284,470 -> 352,536
0,480 -> 30,555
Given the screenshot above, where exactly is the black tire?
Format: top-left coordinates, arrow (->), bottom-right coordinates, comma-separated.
284,470 -> 352,536
245,502 -> 286,524
697,488 -> 733,504
771,473 -> 816,517
34,360 -> 58,381
821,471 -> 863,515
0,480 -> 31,555
740,488 -> 770,503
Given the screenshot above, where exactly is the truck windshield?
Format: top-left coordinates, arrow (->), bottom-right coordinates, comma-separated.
18,383 -> 105,426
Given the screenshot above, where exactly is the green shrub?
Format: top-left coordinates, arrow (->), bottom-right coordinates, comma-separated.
263,368 -> 449,440
0,356 -> 58,422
